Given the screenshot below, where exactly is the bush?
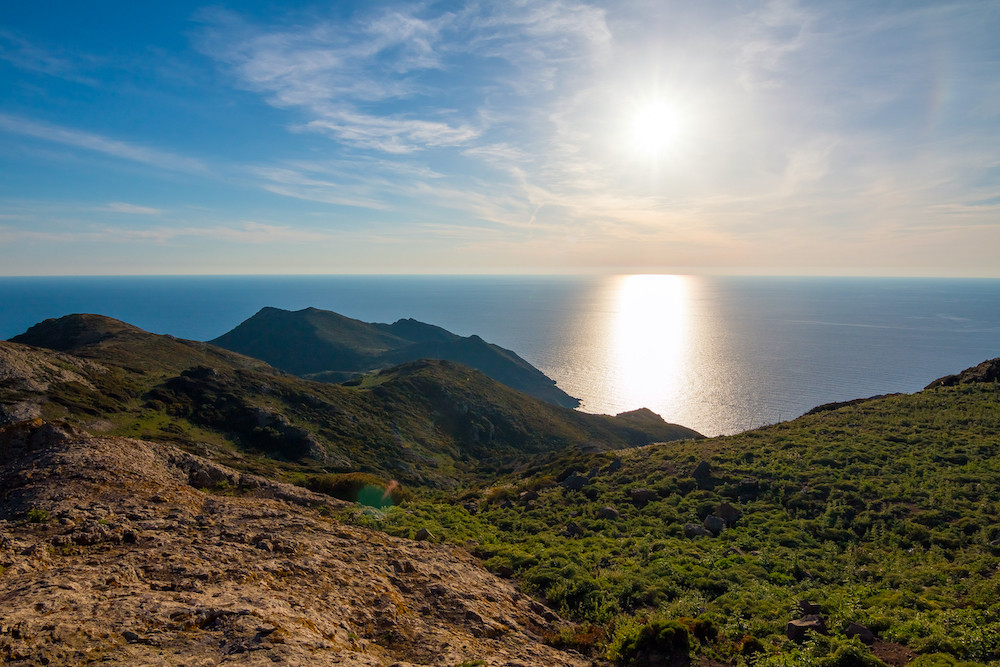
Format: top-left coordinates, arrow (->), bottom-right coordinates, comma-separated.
26,508 -> 50,523
817,643 -> 887,667
607,615 -> 690,666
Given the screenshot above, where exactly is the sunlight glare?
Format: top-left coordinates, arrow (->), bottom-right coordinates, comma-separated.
628,100 -> 683,158
609,274 -> 692,417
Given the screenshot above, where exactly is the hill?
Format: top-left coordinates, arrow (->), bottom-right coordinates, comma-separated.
209,306 -> 581,408
5,311 -> 1000,665
358,363 -> 1000,666
3,314 -> 700,487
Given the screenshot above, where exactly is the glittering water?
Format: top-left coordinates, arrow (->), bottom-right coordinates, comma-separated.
2,275 -> 998,436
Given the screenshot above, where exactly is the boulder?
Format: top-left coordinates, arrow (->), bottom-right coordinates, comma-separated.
703,515 -> 726,536
414,528 -> 433,541
562,522 -> 585,538
603,458 -> 623,474
683,523 -> 712,538
560,473 -> 589,491
845,622 -> 874,645
692,460 -> 712,479
597,506 -> 620,520
786,615 -> 827,642
798,601 -> 821,615
628,488 -> 659,507
518,490 -> 539,502
714,502 -> 741,525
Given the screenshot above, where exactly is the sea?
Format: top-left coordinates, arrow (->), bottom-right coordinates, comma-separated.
2,274 -> 998,437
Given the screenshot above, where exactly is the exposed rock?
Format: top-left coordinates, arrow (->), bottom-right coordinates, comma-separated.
692,460 -> 712,479
518,490 -> 539,503
703,515 -> 726,536
414,528 -> 434,541
560,472 -> 589,491
603,458 -> 623,474
597,506 -> 620,520
845,622 -> 875,645
628,488 -> 659,507
786,615 -> 827,642
714,502 -> 741,526
684,523 -> 713,538
799,601 -> 822,615
562,522 -> 585,538
0,423 -> 588,667
926,358 -> 1000,388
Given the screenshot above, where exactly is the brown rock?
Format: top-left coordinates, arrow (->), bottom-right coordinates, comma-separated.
714,502 -> 741,525
628,488 -> 658,507
786,615 -> 827,641
845,622 -> 875,644
597,506 -> 620,520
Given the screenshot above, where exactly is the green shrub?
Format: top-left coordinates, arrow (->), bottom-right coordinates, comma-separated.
607,615 -> 690,665
817,643 -> 887,667
909,653 -> 980,667
26,508 -> 50,523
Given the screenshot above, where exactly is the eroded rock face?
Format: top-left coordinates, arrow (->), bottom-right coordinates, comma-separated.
0,341 -> 106,423
0,422 -> 587,667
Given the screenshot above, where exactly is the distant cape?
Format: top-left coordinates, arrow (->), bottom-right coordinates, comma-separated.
209,306 -> 581,408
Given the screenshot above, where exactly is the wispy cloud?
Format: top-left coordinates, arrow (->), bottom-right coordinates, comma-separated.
194,1 -> 609,154
0,221 -> 333,245
0,29 -> 100,85
0,114 -> 207,174
103,202 -> 163,215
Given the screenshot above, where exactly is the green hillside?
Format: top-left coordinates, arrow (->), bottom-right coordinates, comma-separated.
2,314 -> 699,487
357,365 -> 1000,666
209,306 -> 581,408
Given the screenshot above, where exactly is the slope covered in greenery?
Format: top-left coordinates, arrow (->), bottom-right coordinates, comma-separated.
2,314 -> 699,487
209,306 -> 581,407
359,370 -> 1000,666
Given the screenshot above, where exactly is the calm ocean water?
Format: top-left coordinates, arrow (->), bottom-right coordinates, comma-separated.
2,275 -> 998,437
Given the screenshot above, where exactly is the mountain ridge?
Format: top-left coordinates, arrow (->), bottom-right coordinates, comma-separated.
209,306 -> 581,408
2,313 -> 700,487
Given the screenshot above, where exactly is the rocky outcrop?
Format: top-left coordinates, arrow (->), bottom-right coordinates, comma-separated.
0,341 -> 106,423
0,421 -> 588,666
926,358 -> 1000,388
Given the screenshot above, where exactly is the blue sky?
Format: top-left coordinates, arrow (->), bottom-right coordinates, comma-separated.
1,1 -> 998,276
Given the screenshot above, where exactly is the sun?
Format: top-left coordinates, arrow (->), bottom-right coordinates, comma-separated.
627,100 -> 683,158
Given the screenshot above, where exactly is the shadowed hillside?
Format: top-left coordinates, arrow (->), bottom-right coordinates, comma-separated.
209,306 -> 581,408
3,314 -> 700,487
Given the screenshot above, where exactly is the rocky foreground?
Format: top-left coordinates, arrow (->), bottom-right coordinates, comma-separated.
0,421 -> 588,666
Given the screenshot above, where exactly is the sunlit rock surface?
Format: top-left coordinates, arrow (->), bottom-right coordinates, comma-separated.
0,422 -> 587,666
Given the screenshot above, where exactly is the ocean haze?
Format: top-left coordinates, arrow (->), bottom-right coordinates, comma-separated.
2,275 -> 998,436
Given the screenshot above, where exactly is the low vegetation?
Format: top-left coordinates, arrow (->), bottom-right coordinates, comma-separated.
6,313 -> 1000,665
347,382 -> 1000,665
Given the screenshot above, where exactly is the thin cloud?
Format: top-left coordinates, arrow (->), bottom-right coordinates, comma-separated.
0,114 -> 207,174
0,222 -> 335,245
194,1 -> 609,153
300,113 -> 479,153
104,202 -> 163,215
0,29 -> 100,85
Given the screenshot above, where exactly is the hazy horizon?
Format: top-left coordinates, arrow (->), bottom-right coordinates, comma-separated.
2,2 -> 999,277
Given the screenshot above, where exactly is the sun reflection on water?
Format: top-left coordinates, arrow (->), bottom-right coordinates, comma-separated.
607,274 -> 693,420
